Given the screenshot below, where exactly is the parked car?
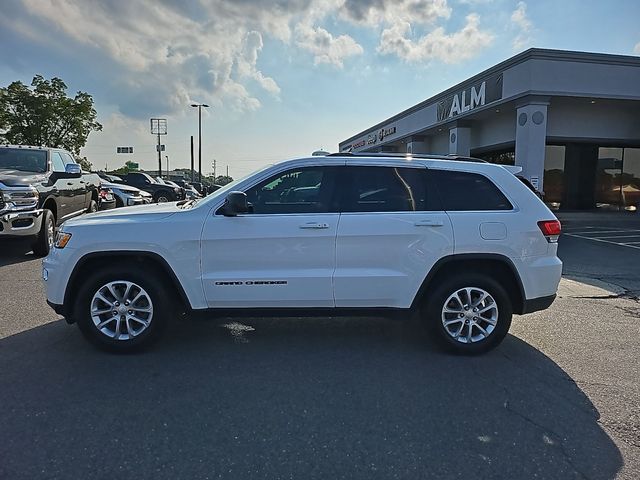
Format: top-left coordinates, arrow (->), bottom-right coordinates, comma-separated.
43,153 -> 562,354
98,186 -> 116,210
173,180 -> 202,200
101,180 -> 151,207
117,172 -> 184,202
0,145 -> 102,256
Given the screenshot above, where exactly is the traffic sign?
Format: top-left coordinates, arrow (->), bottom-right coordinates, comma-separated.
156,144 -> 165,152
117,146 -> 134,154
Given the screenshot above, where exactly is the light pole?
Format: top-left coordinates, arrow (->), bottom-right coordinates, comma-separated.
190,103 -> 210,183
165,155 -> 169,178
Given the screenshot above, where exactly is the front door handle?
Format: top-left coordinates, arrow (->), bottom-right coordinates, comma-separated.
299,222 -> 329,229
414,220 -> 444,227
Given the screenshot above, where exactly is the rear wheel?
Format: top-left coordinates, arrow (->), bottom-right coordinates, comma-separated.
32,209 -> 55,257
74,266 -> 169,352
422,273 -> 512,355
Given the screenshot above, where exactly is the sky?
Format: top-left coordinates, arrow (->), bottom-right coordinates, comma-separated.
1,0 -> 639,178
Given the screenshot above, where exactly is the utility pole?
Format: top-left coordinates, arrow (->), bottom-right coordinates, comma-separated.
157,132 -> 161,174
212,158 -> 216,180
226,165 -> 229,177
190,103 -> 210,183
190,136 -> 194,182
150,118 -> 167,176
165,155 -> 169,178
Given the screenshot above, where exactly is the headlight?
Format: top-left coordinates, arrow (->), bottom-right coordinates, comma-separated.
174,187 -> 180,193
2,186 -> 39,209
54,231 -> 72,249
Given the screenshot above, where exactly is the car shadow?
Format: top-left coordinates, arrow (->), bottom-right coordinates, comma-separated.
0,316 -> 623,480
0,238 -> 38,267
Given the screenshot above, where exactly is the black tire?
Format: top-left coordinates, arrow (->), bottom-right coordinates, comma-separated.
32,209 -> 55,257
115,196 -> 124,208
73,265 -> 169,352
154,190 -> 173,203
421,273 -> 512,355
87,199 -> 98,213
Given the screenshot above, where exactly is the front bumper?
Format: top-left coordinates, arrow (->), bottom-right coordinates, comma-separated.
0,209 -> 43,237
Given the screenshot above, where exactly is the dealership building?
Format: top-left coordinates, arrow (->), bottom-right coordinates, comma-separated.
339,48 -> 640,210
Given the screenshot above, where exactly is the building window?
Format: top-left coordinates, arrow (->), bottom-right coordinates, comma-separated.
475,150 -> 515,165
543,146 -> 565,210
596,147 -> 624,210
622,148 -> 640,212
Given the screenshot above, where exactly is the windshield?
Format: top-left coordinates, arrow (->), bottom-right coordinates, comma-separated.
0,148 -> 48,173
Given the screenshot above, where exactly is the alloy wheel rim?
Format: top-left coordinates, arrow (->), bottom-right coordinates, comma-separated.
90,280 -> 154,340
441,287 -> 498,344
46,219 -> 55,249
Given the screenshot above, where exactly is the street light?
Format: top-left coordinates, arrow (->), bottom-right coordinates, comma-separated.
165,155 -> 169,179
190,103 -> 210,183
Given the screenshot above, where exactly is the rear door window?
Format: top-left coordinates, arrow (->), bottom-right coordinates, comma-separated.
429,169 -> 513,211
340,166 -> 439,212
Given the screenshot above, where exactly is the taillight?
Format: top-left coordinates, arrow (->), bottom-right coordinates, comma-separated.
537,220 -> 561,242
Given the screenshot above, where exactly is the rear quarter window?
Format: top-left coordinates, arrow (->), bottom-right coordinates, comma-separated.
429,169 -> 513,211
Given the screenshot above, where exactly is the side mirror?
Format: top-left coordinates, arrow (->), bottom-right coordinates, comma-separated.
63,163 -> 82,178
221,191 -> 249,217
51,163 -> 82,180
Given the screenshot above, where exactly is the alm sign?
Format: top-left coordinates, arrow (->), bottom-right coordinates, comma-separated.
437,73 -> 503,121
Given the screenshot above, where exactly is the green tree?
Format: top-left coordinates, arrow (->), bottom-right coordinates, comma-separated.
214,175 -> 233,185
0,75 -> 102,155
76,156 -> 93,171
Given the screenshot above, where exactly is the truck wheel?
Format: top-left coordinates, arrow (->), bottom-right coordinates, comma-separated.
87,199 -> 98,213
421,273 -> 512,355
74,266 -> 169,352
32,209 -> 55,257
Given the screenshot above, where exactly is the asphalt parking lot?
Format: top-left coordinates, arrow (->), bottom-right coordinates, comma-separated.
1,213 -> 639,480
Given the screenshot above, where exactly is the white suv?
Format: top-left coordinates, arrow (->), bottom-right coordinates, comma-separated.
43,154 -> 562,354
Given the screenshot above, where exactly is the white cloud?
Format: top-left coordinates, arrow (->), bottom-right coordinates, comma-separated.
340,0 -> 451,26
339,0 -> 492,65
16,0 -> 306,117
511,1 -> 533,50
237,31 -> 281,96
295,23 -> 364,68
377,14 -> 493,63
634,42 -> 640,54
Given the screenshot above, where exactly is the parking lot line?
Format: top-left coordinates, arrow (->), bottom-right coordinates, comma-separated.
595,235 -> 640,240
563,233 -> 640,250
565,230 -> 640,235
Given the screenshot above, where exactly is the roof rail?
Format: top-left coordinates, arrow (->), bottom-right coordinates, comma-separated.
326,152 -> 487,163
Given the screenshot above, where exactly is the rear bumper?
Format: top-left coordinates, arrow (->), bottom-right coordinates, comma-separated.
521,294 -> 556,314
0,209 -> 43,237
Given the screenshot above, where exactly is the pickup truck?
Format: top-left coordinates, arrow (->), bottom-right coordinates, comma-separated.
0,145 -> 101,256
117,172 -> 185,202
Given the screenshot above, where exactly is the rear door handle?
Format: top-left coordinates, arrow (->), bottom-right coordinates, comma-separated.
414,220 -> 444,227
299,222 -> 329,229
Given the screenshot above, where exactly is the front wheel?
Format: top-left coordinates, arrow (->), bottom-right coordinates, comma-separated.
74,266 -> 169,352
421,273 -> 512,355
32,209 -> 55,257
87,199 -> 98,213
154,191 -> 173,203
